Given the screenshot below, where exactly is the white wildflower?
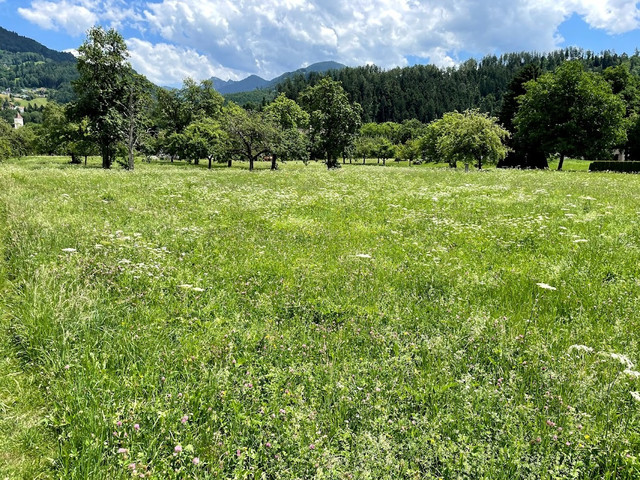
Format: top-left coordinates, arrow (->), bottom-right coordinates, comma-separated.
569,345 -> 594,353
355,254 -> 372,259
536,283 -> 557,291
624,369 -> 640,378
192,287 -> 205,292
631,391 -> 640,402
573,239 -> 588,243
178,284 -> 193,289
600,352 -> 635,369
62,248 -> 77,253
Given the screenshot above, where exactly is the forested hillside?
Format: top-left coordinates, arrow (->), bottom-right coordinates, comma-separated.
0,27 -> 77,102
277,48 -> 640,123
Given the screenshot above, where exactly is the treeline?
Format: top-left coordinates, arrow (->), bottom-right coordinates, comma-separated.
277,48 -> 640,123
2,26 -> 639,172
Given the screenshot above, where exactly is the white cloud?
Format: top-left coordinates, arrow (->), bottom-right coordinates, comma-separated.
126,38 -> 241,85
18,0 -> 98,36
16,0 -> 640,80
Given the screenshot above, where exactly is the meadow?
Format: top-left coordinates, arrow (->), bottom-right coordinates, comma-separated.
1,157 -> 640,479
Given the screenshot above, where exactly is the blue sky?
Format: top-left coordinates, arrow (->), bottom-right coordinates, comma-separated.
1,0 -> 639,86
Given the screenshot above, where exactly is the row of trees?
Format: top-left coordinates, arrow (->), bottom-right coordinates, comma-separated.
0,27 -> 363,170
1,26 -> 636,171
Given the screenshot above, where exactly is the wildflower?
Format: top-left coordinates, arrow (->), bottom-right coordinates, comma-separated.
128,463 -> 136,470
552,435 -> 558,441
266,442 -> 271,448
192,457 -> 200,465
631,391 -> 640,402
279,409 -> 286,414
174,445 -> 183,453
536,283 -> 556,291
116,421 -> 122,427
192,287 -> 205,292
309,444 -> 315,449
62,248 -> 77,253
355,254 -> 372,258
573,239 -> 588,243
118,448 -> 128,454
569,345 -> 594,353
601,352 -> 635,369
624,369 -> 640,378
181,415 -> 189,424
134,424 -> 140,431
546,420 -> 556,427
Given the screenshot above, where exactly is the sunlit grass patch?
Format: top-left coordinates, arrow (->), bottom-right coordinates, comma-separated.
1,159 -> 640,478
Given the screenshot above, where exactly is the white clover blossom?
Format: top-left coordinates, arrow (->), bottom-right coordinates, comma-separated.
536,283 -> 556,291
630,391 -> 640,402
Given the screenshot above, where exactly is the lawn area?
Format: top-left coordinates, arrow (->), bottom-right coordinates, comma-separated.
1,157 -> 640,478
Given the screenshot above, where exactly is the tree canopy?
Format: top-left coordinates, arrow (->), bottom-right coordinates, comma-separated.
514,61 -> 626,170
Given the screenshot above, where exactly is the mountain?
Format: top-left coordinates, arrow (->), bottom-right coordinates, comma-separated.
212,61 -> 346,95
0,26 -> 76,63
211,74 -> 270,95
0,26 -> 77,102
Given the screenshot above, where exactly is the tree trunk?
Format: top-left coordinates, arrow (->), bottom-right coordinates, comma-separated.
362,156 -> 366,165
84,155 -> 87,166
557,153 -> 565,171
101,144 -> 111,169
271,154 -> 278,170
327,153 -> 339,169
383,158 -> 386,166
208,156 -> 212,169
227,158 -> 232,168
70,153 -> 81,164
249,156 -> 254,171
477,156 -> 482,170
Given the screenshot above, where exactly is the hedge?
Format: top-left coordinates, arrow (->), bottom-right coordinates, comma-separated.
589,161 -> 640,173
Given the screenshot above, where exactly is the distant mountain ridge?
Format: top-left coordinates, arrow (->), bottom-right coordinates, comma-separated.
0,26 -> 76,63
212,61 -> 346,94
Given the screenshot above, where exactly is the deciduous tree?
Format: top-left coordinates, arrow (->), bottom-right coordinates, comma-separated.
299,78 -> 362,169
514,61 -> 626,170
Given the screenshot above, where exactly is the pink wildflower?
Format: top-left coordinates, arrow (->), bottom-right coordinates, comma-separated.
174,445 -> 182,453
134,424 -> 140,431
192,457 -> 200,465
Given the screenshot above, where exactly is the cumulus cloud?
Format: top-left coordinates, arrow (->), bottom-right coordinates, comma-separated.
18,0 -> 98,36
126,38 -> 241,85
16,0 -> 640,80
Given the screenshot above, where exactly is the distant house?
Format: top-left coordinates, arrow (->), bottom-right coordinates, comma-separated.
15,106 -> 25,113
14,112 -> 23,129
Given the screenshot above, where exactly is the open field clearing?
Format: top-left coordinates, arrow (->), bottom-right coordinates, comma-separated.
1,158 -> 640,478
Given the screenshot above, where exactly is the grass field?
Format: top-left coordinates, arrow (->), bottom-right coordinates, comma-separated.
1,157 -> 639,478
0,94 -> 49,108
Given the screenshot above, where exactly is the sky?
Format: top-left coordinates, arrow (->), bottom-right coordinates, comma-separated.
0,0 -> 639,87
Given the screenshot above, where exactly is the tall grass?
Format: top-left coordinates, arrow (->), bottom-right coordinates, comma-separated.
1,157 -> 639,478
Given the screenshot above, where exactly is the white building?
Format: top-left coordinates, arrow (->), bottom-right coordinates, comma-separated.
14,112 -> 23,129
